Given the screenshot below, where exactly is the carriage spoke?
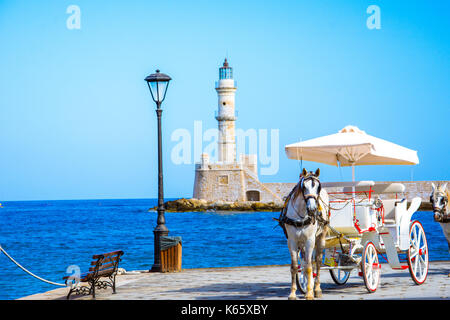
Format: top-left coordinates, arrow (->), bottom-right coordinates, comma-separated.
416,257 -> 420,276
418,255 -> 426,270
417,228 -> 422,246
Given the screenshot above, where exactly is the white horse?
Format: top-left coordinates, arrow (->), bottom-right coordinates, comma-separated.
280,168 -> 329,300
430,182 -> 450,276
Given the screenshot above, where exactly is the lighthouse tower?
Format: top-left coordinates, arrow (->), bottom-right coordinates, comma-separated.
215,58 -> 237,163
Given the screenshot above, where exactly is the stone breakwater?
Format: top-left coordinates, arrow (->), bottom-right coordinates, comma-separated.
150,181 -> 448,212
150,198 -> 433,213
150,198 -> 285,212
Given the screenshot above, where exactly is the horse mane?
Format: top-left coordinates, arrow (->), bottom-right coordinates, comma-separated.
290,181 -> 303,205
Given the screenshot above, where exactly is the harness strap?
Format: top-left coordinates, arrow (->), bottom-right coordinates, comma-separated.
434,210 -> 450,223
281,215 -> 312,228
315,210 -> 329,226
276,182 -> 300,238
303,193 -> 318,201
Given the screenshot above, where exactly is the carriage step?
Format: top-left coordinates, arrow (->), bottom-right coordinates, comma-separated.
383,219 -> 396,225
392,265 -> 410,270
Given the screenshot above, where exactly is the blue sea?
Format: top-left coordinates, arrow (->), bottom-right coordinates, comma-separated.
0,198 -> 448,300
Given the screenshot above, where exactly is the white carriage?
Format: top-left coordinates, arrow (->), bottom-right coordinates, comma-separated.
296,180 -> 429,293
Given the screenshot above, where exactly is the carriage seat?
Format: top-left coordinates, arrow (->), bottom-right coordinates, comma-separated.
373,183 -> 406,225
382,198 -> 406,225
343,183 -> 406,225
342,183 -> 406,195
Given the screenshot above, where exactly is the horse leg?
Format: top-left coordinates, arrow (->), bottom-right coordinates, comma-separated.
439,223 -> 450,277
288,241 -> 298,300
314,227 -> 327,298
304,239 -> 315,300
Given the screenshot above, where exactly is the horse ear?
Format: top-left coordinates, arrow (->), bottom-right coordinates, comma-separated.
302,168 -> 307,177
442,183 -> 448,191
431,183 -> 436,193
315,168 -> 320,177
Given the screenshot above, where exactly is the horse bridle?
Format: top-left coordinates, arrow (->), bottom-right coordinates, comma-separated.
431,192 -> 447,212
276,174 -> 328,237
431,191 -> 449,222
300,175 -> 322,203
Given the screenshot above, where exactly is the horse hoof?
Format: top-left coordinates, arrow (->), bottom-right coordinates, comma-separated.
288,295 -> 297,300
305,293 -> 314,300
314,290 -> 322,298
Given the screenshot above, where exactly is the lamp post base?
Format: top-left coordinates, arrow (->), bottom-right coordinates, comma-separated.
150,224 -> 169,272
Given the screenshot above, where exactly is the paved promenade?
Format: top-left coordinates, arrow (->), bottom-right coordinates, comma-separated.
21,261 -> 449,300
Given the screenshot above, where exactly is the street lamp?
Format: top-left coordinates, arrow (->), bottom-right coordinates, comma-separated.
145,69 -> 172,272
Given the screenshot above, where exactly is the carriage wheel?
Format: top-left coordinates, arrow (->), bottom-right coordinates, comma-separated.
362,242 -> 381,293
407,221 -> 429,285
330,268 -> 350,285
296,251 -> 307,294
295,272 -> 307,295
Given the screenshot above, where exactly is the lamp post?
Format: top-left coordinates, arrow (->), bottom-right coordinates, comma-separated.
145,69 -> 172,272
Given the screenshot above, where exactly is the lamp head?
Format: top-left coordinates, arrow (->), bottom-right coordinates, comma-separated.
145,69 -> 172,105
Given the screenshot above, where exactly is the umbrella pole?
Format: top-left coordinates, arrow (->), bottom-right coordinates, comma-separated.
351,164 -> 355,198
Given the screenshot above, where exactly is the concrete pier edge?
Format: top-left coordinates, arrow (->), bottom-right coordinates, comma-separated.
20,261 -> 449,300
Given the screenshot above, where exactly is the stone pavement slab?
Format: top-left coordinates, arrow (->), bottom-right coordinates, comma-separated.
21,261 -> 449,300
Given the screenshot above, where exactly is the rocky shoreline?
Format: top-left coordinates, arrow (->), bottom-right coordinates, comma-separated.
149,198 -> 285,212
149,198 -> 433,212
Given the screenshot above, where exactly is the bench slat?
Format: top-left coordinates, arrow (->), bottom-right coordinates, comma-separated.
90,255 -> 122,265
90,256 -> 121,266
93,250 -> 123,259
89,262 -> 116,272
102,256 -> 121,263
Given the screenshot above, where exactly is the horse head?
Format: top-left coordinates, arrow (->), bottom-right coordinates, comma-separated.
430,182 -> 448,222
300,168 -> 322,218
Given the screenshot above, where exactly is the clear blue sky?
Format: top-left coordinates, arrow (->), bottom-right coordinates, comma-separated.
0,0 -> 449,201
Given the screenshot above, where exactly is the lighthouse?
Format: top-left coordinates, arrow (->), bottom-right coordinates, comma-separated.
215,58 -> 237,163
193,58 -> 282,203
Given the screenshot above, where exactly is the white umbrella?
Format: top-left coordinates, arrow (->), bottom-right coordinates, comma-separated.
285,125 -> 419,181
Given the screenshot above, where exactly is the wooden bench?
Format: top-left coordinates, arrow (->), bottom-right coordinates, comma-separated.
63,250 -> 124,299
